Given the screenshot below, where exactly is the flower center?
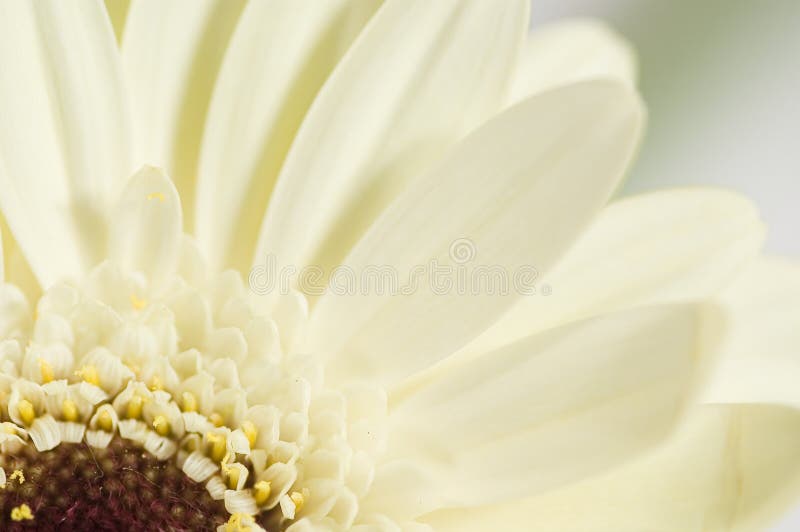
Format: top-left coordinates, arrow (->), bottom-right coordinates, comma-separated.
0,436 -> 229,530
0,257 -> 388,530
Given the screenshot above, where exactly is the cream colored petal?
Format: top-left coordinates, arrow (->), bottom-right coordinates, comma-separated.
369,304 -> 701,519
702,257 -> 800,406
253,0 -> 529,286
121,0 -> 246,230
423,405 -> 800,532
196,0 -> 381,273
0,215 -> 41,302
508,18 -> 637,107
307,80 -> 643,388
109,166 -> 182,287
0,0 -> 133,287
458,188 -> 764,359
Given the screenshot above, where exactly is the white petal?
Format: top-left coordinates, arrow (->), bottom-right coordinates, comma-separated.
196,0 -> 381,271
109,166 -> 182,287
29,415 -> 61,451
253,0 -> 529,287
104,0 -> 129,43
423,405 -> 800,532
702,257 -> 800,406
372,304 -> 701,518
0,0 -> 133,286
121,0 -> 245,227
508,18 -> 637,106
308,80 -> 643,388
456,188 -> 764,359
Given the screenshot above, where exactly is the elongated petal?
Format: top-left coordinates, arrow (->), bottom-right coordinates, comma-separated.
702,257 -> 800,406
458,188 -> 764,359
195,0 -> 381,272
306,80 -> 643,387
104,0 -> 129,43
122,0 -> 246,229
508,18 -> 636,107
423,405 -> 800,532
253,0 -> 529,280
0,216 -> 41,302
366,304 -> 701,519
0,0 -> 132,286
109,166 -> 182,288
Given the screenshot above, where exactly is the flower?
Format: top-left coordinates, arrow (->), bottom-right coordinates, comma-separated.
0,2 -> 797,531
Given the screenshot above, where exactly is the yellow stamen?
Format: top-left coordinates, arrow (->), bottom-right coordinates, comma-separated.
38,358 -> 55,383
241,420 -> 258,448
130,292 -> 148,310
96,409 -> 114,432
75,365 -> 100,386
126,395 -> 144,420
208,412 -> 225,427
290,489 -> 307,514
62,399 -> 79,422
223,513 -> 250,532
17,399 -> 35,426
223,463 -> 241,490
181,391 -> 198,412
10,503 -> 33,521
253,480 -> 271,506
152,415 -> 170,437
149,375 -> 163,391
206,432 -> 227,463
146,191 -> 165,202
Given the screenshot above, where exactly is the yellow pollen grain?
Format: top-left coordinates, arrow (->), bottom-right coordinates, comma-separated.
241,420 -> 258,447
75,365 -> 100,386
62,399 -> 79,422
96,409 -> 114,432
126,395 -> 145,420
9,470 -> 25,484
181,391 -> 198,412
17,399 -> 36,426
130,292 -> 148,311
10,503 -> 33,522
152,415 -> 170,437
146,191 -> 165,202
38,358 -> 55,383
208,412 -> 225,427
206,432 -> 227,463
253,480 -> 271,506
290,489 -> 307,513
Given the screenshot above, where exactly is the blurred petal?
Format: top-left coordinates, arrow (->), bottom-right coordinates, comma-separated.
104,0 -> 129,43
367,304 -> 701,519
307,80 -> 643,388
0,0 -> 132,286
423,405 -> 800,532
254,0 -> 529,281
460,188 -> 764,358
703,257 -> 800,406
122,0 -> 246,229
195,0 -> 380,272
110,166 -> 182,288
508,18 -> 637,106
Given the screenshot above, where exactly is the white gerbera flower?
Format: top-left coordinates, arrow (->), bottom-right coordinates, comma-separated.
0,2 -> 797,531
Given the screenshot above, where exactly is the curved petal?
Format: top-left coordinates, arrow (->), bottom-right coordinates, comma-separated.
702,257 -> 800,406
0,216 -> 41,302
121,0 -> 246,229
456,188 -> 764,359
104,0 -> 129,43
109,166 -> 182,288
423,405 -> 800,532
508,18 -> 637,107
195,0 -> 381,272
365,304 -> 702,519
0,0 -> 133,287
253,0 -> 529,281
306,80 -> 644,388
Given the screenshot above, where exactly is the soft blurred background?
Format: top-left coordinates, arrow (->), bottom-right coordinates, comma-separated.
531,0 -> 799,260
532,1 -> 800,529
